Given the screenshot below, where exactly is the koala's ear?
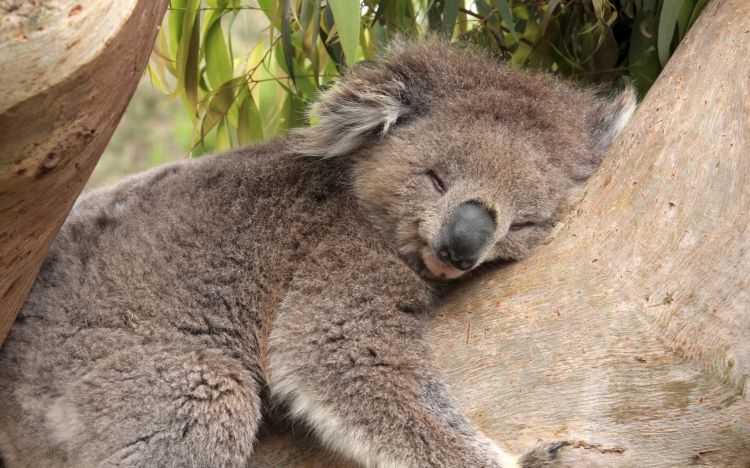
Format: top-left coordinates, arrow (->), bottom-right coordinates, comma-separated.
294,70 -> 411,158
592,84 -> 637,155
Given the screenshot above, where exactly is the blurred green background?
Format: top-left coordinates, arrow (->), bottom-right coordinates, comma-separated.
88,0 -> 707,189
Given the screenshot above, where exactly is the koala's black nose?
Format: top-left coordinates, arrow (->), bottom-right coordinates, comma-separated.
437,201 -> 496,271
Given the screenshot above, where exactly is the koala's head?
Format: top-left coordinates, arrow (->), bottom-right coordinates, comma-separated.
296,40 -> 636,281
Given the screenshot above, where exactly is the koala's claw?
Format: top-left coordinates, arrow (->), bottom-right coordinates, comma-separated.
519,440 -> 570,468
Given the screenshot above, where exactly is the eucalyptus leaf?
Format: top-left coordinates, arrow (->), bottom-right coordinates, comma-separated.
201,77 -> 245,143
676,0 -> 694,38
176,0 -> 200,116
441,0 -> 458,37
215,117 -> 231,151
495,0 -> 516,38
237,92 -> 264,144
658,0 -> 682,66
310,0 -> 322,84
169,0 -> 187,55
204,14 -> 233,90
328,0 -> 361,67
155,0 -> 701,155
630,13 -> 660,95
281,0 -> 296,86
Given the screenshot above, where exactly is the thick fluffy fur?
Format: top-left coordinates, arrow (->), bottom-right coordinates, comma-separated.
0,40 -> 635,467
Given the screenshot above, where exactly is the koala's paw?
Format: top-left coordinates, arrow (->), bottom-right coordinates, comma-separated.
519,441 -> 569,468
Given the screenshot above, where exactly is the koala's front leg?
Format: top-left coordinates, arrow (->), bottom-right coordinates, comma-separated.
269,244 -> 527,468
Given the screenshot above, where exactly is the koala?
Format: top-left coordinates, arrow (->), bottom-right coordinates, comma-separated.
0,40 -> 635,468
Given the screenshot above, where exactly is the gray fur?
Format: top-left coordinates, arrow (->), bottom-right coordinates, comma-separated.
0,40 -> 635,467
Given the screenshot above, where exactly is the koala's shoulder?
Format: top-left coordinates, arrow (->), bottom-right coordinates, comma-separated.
79,140 -> 346,214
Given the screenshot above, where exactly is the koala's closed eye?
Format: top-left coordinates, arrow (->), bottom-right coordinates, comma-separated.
509,221 -> 536,231
426,170 -> 447,194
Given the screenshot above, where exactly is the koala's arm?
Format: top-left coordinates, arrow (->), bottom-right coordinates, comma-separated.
268,236 -> 522,468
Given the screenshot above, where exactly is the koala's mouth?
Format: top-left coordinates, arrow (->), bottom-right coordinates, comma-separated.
420,245 -> 466,280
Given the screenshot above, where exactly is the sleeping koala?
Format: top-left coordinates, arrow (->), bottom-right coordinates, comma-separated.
0,40 -> 635,467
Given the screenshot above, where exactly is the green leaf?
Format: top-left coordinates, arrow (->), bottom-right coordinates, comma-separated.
426,0 -> 440,31
281,0 -> 296,86
495,0 -> 516,38
176,0 -> 201,116
271,44 -> 297,94
158,0 -> 703,154
169,0 -> 186,55
287,92 -> 305,129
540,0 -> 561,37
310,0 -> 322,84
204,13 -> 233,90
257,0 -> 277,26
629,13 -> 660,96
215,118 -> 231,151
277,93 -> 292,131
237,92 -> 264,144
201,77 -> 244,143
657,0 -> 682,67
204,0 -> 228,8
299,0 -> 313,36
475,0 -> 491,16
305,0 -> 320,84
146,64 -> 169,95
441,0 -> 459,37
640,0 -> 659,15
151,27 -> 176,82
394,0 -> 418,34
370,18 -> 388,51
257,57 -> 283,135
328,0 -> 361,67
676,0 -> 694,38
372,0 -> 391,27
544,41 -> 584,72
319,8 -> 346,72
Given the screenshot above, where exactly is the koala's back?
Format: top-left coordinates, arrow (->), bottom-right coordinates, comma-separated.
0,140 -> 352,466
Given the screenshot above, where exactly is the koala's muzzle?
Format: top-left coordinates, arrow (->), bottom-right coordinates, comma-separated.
436,201 -> 496,271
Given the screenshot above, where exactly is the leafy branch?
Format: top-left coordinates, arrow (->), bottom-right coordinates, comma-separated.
150,0 -> 708,155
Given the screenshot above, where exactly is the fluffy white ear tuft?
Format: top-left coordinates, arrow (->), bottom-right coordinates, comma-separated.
594,84 -> 637,155
294,77 -> 409,158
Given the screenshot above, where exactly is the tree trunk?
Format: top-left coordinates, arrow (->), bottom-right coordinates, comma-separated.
253,0 -> 750,465
0,0 -> 170,343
